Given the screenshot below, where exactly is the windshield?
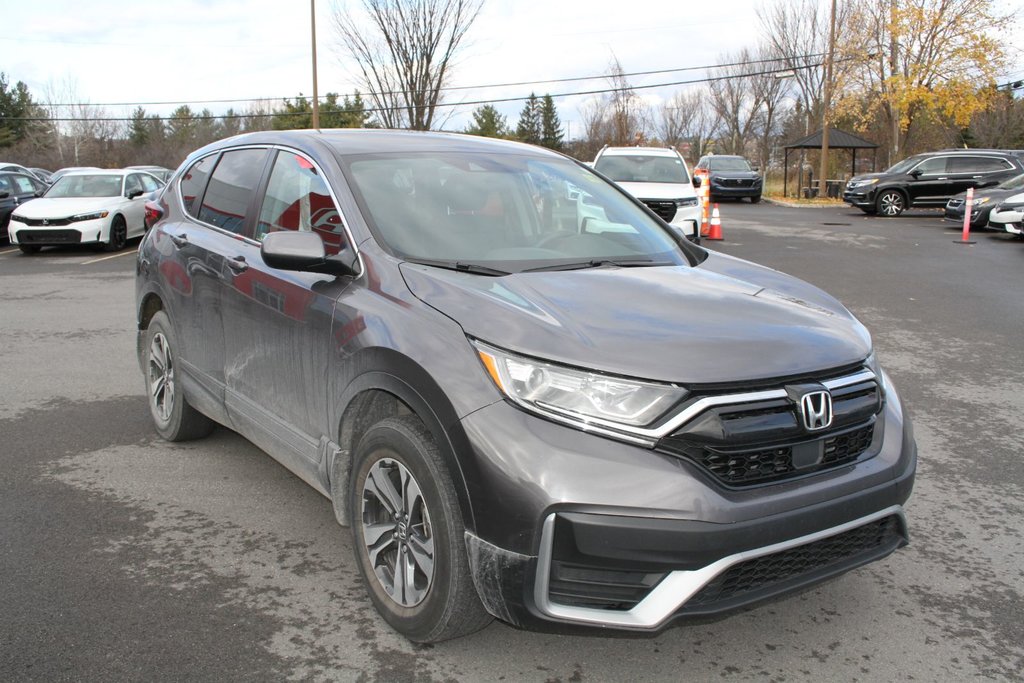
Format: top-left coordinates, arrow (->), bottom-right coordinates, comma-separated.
344,153 -> 689,273
708,157 -> 752,172
45,174 -> 123,198
884,156 -> 926,175
997,173 -> 1024,191
593,154 -> 690,184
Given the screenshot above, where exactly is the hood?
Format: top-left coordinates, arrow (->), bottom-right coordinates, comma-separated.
711,170 -> 760,180
12,196 -> 119,219
614,181 -> 696,201
849,172 -> 887,183
951,186 -> 1022,202
401,251 -> 871,384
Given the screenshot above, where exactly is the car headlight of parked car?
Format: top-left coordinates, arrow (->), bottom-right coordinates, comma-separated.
847,178 -> 879,189
69,211 -> 110,222
675,197 -> 699,208
473,340 -> 687,428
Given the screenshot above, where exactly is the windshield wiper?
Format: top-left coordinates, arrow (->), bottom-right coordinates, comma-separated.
405,258 -> 509,276
521,257 -> 674,273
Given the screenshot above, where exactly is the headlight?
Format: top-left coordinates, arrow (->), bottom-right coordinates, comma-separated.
675,197 -> 699,207
969,196 -> 991,206
849,178 -> 879,189
473,341 -> 686,428
70,211 -> 110,222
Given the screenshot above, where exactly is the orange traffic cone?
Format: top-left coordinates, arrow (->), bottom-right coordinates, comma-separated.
706,203 -> 723,240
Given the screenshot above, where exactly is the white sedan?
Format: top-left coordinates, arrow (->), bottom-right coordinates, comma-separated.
8,169 -> 163,254
988,192 -> 1024,236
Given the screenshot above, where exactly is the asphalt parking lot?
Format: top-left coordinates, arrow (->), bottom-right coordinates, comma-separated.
1,203 -> 1022,682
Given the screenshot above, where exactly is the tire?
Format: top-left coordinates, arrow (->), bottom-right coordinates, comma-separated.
18,244 -> 40,254
143,311 -> 215,441
749,195 -> 762,204
104,216 -> 128,252
876,190 -> 905,217
349,415 -> 491,643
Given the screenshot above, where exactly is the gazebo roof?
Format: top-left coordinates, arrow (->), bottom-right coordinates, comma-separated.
784,127 -> 878,150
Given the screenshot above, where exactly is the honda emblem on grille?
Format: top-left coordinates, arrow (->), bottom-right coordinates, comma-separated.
800,391 -> 833,431
42,219 -> 49,225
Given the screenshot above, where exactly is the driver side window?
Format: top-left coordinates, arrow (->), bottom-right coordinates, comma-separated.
125,174 -> 143,196
256,151 -> 347,255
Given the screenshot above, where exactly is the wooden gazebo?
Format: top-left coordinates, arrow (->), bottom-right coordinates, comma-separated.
783,127 -> 879,198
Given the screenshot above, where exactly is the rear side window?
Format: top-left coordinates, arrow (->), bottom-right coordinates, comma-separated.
180,155 -> 216,216
256,151 -> 348,254
198,149 -> 268,235
12,175 -> 37,193
949,156 -> 1012,173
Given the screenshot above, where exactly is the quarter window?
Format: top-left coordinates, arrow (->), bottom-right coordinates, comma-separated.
180,155 -> 217,217
198,149 -> 268,235
256,151 -> 348,254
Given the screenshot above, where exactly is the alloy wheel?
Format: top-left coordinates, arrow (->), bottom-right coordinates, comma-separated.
360,457 -> 435,607
148,332 -> 175,422
878,191 -> 904,217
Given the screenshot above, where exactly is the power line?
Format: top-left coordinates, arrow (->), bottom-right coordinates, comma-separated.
34,52 -> 829,109
7,60 -> 833,123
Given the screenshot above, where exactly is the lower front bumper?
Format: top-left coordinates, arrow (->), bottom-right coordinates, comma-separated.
710,185 -> 761,198
465,447 -> 914,631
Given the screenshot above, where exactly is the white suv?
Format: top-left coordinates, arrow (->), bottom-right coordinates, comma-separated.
592,146 -> 700,237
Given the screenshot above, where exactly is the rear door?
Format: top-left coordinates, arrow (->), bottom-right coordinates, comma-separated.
221,148 -> 356,479
949,156 -> 1014,193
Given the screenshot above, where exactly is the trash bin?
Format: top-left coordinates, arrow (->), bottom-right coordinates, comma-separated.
826,180 -> 843,199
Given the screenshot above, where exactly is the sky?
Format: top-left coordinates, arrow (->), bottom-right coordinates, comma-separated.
2,0 -> 1022,139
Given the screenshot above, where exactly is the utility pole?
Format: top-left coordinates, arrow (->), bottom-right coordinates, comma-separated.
818,0 -> 837,199
311,0 -> 320,131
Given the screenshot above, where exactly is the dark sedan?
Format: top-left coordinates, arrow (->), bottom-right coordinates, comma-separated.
944,172 -> 1024,229
0,171 -> 47,241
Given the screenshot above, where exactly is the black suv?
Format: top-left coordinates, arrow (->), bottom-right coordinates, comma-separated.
136,130 -> 916,643
844,149 -> 1024,217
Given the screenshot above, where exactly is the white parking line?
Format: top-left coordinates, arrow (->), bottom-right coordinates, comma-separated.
0,247 -> 20,255
80,250 -> 138,265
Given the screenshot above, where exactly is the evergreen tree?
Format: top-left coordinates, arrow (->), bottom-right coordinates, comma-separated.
273,92 -> 371,130
0,73 -> 41,148
464,104 -> 508,138
129,106 -> 149,146
515,93 -> 542,145
539,94 -> 564,150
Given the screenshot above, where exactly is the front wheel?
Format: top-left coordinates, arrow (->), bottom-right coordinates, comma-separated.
104,216 -> 127,252
749,195 -> 762,204
349,415 -> 491,643
876,190 -> 905,217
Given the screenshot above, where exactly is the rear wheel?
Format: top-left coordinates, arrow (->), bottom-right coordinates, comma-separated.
104,216 -> 127,252
349,415 -> 491,643
18,244 -> 40,254
144,311 -> 214,441
876,190 -> 905,217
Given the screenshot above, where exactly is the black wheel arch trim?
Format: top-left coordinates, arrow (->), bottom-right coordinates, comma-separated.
325,347 -> 486,535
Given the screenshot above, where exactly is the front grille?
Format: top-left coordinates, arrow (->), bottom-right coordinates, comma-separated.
946,199 -> 964,209
683,516 -> 902,610
17,217 -> 73,227
657,374 -> 882,487
640,199 -> 677,221
720,178 -> 755,187
17,229 -> 82,244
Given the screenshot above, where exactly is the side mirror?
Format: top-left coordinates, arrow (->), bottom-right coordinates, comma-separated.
692,175 -> 702,188
261,230 -> 358,277
127,188 -> 145,199
0,191 -> 9,199
909,169 -> 922,178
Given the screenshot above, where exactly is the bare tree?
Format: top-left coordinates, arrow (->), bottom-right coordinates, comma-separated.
659,89 -> 719,159
707,49 -> 767,156
749,47 -> 792,171
333,0 -> 484,130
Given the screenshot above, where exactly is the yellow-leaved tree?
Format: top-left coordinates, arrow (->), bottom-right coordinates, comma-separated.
843,0 -> 1013,163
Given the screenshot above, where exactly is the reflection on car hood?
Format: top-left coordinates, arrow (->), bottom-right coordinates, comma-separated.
12,196 -> 120,218
951,187 -> 1024,202
614,181 -> 696,200
401,251 -> 871,384
710,171 -> 760,180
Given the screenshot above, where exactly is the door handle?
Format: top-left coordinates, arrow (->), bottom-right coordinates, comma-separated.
169,233 -> 188,248
937,177 -> 948,180
227,256 -> 249,273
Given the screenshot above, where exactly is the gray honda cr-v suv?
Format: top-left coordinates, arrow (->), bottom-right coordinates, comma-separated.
136,130 -> 916,643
